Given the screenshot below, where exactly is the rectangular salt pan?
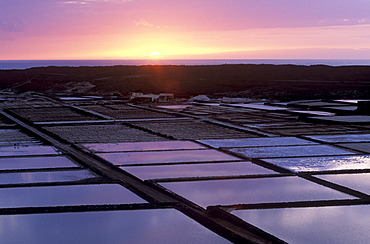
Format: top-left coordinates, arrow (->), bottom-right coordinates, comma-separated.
229,145 -> 355,158
307,116 -> 370,124
0,129 -> 35,142
0,184 -> 147,208
198,137 -> 317,148
335,99 -> 370,104
290,101 -> 347,107
98,149 -> 240,165
58,97 -> 92,101
287,110 -> 335,116
0,170 -> 97,185
323,106 -> 357,111
160,177 -> 354,208
0,156 -> 79,170
157,105 -> 194,109
0,209 -> 230,244
121,162 -> 276,180
338,142 -> 370,153
339,143 -> 370,153
227,104 -> 289,111
233,205 -> 370,244
317,173 -> 370,195
305,134 -> 370,143
0,141 -> 40,147
263,155 -> 370,172
83,141 -> 206,153
0,146 -> 59,157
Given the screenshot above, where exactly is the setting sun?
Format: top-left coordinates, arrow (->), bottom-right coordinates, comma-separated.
149,51 -> 161,57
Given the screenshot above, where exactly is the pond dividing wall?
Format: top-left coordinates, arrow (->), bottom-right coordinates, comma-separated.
1,96 -> 370,243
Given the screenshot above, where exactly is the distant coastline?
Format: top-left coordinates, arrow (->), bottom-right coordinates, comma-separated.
1,59 -> 370,70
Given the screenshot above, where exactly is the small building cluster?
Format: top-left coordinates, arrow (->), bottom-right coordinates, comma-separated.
129,92 -> 174,103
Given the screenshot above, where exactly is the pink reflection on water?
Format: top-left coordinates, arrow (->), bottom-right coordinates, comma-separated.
83,141 -> 205,153
0,156 -> 77,170
198,137 -> 317,148
233,205 -> 370,244
0,209 -> 230,244
98,149 -> 240,165
161,177 -> 354,207
317,173 -> 370,195
0,170 -> 96,185
0,184 -> 147,208
264,155 -> 370,172
230,145 -> 355,158
122,162 -> 275,180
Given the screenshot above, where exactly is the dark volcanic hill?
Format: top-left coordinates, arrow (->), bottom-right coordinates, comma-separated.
1,64 -> 370,100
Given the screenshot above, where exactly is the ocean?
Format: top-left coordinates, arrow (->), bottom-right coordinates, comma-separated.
1,59 -> 370,70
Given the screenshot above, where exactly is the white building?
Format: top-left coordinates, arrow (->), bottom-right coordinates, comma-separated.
129,92 -> 174,103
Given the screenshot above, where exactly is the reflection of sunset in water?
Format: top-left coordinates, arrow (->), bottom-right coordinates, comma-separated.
98,149 -> 239,165
161,177 -> 353,208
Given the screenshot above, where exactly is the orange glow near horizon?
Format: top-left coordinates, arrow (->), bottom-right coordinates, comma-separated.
17,24 -> 370,60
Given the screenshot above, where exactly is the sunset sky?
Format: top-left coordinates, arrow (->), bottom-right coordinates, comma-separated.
1,0 -> 370,60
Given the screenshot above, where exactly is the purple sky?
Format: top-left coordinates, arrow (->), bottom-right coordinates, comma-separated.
1,0 -> 370,59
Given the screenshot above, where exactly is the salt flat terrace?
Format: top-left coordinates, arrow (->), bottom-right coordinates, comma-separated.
0,94 -> 370,243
